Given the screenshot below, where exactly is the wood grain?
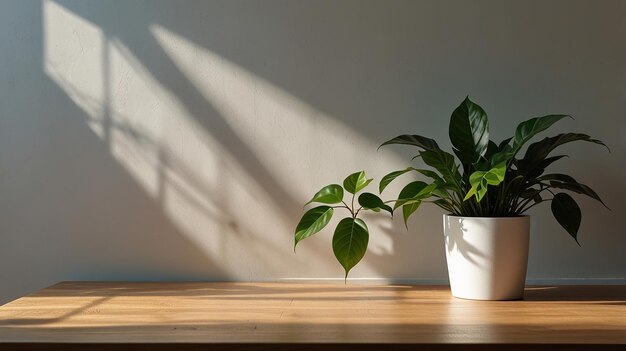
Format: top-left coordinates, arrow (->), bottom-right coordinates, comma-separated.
0,282 -> 624,350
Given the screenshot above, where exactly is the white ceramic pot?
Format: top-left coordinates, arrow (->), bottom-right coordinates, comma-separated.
443,215 -> 530,300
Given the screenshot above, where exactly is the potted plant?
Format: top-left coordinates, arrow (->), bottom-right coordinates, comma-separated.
379,96 -> 609,300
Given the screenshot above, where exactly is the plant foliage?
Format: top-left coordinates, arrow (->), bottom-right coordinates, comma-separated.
294,171 -> 392,279
380,97 -> 609,243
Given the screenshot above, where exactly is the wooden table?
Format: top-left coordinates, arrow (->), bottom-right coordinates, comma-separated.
0,282 -> 625,350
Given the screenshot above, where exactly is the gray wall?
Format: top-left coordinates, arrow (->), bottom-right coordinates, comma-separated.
1,0 -> 625,304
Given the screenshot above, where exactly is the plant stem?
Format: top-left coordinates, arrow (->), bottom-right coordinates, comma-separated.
519,199 -> 551,213
342,201 -> 355,218
497,181 -> 506,215
354,206 -> 363,217
351,193 -> 355,218
484,191 -> 490,216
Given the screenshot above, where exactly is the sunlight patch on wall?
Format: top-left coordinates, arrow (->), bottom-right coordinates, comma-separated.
43,1 -> 165,204
149,25 -> 380,197
149,24 -> 403,263
43,0 -> 104,138
42,0 -> 404,278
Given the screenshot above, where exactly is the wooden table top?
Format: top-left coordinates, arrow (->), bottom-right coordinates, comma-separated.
0,282 -> 625,350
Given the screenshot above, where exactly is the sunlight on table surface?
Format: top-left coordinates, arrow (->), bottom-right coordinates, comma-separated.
1,282 -> 625,344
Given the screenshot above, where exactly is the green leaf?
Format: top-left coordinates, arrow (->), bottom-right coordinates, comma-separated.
537,173 -> 577,184
487,138 -> 514,168
506,174 -> 525,192
483,168 -> 505,184
489,149 -> 513,168
394,181 -> 428,210
518,133 -> 608,175
306,184 -> 344,205
520,188 -> 541,199
379,168 -> 414,193
539,155 -> 568,169
546,179 -> 609,210
463,163 -> 506,202
402,201 -> 422,228
379,167 -> 444,194
551,193 -> 582,245
518,155 -> 568,179
394,181 -> 436,227
397,184 -> 437,207
519,187 -> 543,205
358,192 -> 393,216
512,115 -> 571,154
294,206 -> 334,250
414,169 -> 444,182
379,134 -> 440,151
431,186 -> 452,199
343,171 -> 373,194
498,137 -> 513,150
332,218 -> 369,279
448,96 -> 490,164
484,140 -> 499,159
432,199 -> 455,213
419,149 -> 462,192
463,177 -> 486,202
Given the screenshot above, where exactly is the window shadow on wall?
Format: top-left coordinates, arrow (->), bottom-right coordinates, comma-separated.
34,0 -> 451,288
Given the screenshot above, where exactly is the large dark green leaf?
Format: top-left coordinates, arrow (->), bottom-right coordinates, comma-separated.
332,218 -> 369,279
519,187 -> 541,199
530,155 -> 568,176
518,188 -> 543,207
343,171 -> 373,194
414,169 -> 444,182
419,149 -> 462,192
498,137 -> 513,150
551,193 -> 581,245
487,138 -> 514,168
516,155 -> 568,179
448,96 -> 490,164
546,179 -> 609,209
358,192 -> 393,215
379,134 -> 440,151
539,155 -> 568,168
484,140 -> 499,159
512,115 -> 571,154
519,133 -> 608,173
306,184 -> 344,205
489,150 -> 513,168
294,206 -> 334,250
537,173 -> 577,183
